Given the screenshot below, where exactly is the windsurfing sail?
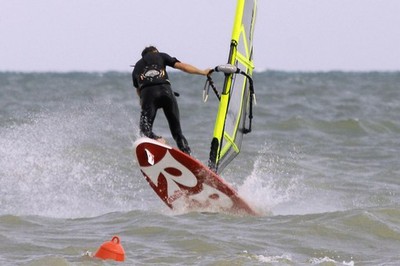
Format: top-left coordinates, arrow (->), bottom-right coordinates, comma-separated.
208,0 -> 257,174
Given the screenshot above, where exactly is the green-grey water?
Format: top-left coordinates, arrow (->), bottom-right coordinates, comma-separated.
1,71 -> 400,265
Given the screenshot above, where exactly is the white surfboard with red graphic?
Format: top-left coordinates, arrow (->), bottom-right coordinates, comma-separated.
134,137 -> 258,216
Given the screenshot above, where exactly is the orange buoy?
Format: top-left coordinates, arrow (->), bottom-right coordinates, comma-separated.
94,236 -> 125,262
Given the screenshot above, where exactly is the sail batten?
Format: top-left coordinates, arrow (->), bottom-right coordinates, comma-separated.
208,0 -> 257,174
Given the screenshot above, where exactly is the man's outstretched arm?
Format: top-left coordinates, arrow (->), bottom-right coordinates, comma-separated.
174,62 -> 210,76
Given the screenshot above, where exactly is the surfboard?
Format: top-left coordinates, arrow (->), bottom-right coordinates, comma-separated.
134,137 -> 259,216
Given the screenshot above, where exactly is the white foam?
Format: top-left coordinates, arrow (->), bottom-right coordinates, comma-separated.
0,102 -> 142,218
237,142 -> 304,215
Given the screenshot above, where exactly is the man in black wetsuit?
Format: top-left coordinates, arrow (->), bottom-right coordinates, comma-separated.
132,46 -> 210,155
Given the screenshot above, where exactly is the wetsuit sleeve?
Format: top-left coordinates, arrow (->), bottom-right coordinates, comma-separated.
160,53 -> 180,67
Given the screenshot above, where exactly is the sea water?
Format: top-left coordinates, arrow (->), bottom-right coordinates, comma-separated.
1,71 -> 400,265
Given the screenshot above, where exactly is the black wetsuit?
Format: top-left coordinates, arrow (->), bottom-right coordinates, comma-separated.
132,52 -> 191,154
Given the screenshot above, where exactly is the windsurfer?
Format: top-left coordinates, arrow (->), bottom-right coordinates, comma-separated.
132,46 -> 210,155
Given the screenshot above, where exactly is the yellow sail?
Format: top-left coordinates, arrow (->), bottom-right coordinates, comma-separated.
209,0 -> 257,173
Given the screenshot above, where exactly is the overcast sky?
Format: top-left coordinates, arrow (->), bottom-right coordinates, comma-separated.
1,0 -> 399,72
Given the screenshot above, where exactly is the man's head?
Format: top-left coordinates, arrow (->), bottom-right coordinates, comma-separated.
141,46 -> 158,57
